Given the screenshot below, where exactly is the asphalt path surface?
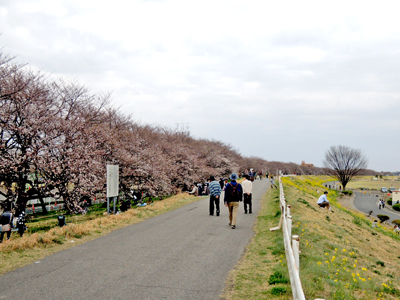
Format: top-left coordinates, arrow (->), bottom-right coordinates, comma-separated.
0,180 -> 269,300
353,191 -> 400,221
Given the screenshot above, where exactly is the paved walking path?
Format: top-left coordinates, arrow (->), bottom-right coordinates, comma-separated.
353,191 -> 400,221
0,180 -> 269,300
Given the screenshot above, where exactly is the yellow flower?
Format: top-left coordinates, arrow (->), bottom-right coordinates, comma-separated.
335,248 -> 338,251
355,260 -> 358,263
362,268 -> 367,271
325,261 -> 329,264
353,278 -> 357,282
342,249 -> 346,252
352,273 -> 355,277
354,264 -> 357,267
325,253 -> 328,256
317,262 -> 322,265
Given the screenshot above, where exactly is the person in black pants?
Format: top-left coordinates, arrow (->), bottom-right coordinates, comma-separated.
17,212 -> 26,237
208,176 -> 222,216
0,210 -> 13,243
242,175 -> 253,214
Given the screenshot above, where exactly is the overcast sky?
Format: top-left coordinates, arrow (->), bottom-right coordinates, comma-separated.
1,0 -> 399,172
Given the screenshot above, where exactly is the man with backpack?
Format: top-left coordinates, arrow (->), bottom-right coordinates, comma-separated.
224,173 -> 243,229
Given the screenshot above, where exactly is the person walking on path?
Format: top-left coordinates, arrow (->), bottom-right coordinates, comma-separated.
270,177 -> 277,189
242,175 -> 253,214
317,191 -> 333,212
209,175 -> 222,216
0,209 -> 13,243
224,173 -> 243,229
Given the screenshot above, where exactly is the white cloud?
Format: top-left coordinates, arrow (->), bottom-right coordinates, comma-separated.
1,0 -> 400,171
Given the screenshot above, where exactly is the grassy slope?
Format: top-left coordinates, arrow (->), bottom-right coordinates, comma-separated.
222,176 -> 400,300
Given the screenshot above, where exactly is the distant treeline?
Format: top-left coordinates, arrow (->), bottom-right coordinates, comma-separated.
0,50 -> 378,214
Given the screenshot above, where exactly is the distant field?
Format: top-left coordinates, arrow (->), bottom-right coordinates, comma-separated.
346,176 -> 400,190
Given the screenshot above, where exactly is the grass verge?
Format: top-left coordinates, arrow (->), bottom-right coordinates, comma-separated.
0,193 -> 199,275
221,186 -> 292,299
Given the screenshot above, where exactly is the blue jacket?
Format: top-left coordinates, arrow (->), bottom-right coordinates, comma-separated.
224,181 -> 243,204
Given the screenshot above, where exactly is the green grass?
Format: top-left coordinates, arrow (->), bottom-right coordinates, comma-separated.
221,187 -> 292,299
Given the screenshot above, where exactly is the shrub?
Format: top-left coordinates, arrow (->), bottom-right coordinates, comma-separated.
377,260 -> 385,267
392,220 -> 400,226
268,271 -> 289,285
342,191 -> 353,196
388,199 -> 393,205
271,287 -> 287,295
393,204 -> 400,212
377,215 -> 390,223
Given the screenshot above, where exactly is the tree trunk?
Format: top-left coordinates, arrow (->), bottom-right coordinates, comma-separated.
38,195 -> 48,214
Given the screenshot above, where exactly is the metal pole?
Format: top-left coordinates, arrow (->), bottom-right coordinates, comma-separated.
107,197 -> 110,216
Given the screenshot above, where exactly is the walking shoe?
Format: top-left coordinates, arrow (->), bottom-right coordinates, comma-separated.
231,225 -> 236,229
244,211 -> 247,214
249,211 -> 252,214
229,223 -> 231,226
209,214 -> 213,216
216,213 -> 219,216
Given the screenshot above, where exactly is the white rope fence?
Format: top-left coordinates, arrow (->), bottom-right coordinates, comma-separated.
270,176 -> 306,300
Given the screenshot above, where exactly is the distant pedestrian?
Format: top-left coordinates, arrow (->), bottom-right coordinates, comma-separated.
17,212 -> 26,237
219,178 -> 224,189
270,177 -> 277,189
0,210 -> 13,243
317,191 -> 333,212
224,173 -> 243,229
223,179 -> 228,190
242,175 -> 253,214
209,176 -> 222,216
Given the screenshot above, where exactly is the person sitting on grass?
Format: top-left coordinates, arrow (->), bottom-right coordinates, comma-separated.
187,184 -> 198,196
317,191 -> 333,212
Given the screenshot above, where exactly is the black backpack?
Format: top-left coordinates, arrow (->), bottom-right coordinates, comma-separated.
229,183 -> 241,200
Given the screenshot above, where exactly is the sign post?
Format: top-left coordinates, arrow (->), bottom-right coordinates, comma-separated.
106,165 -> 119,216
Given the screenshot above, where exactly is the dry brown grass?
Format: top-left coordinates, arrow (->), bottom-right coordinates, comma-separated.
0,193 -> 198,275
347,176 -> 400,190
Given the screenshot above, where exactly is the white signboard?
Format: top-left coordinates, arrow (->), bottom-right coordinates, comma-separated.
107,165 -> 119,198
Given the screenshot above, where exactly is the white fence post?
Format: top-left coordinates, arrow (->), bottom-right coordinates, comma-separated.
292,235 -> 300,272
287,215 -> 292,239
270,175 -> 305,300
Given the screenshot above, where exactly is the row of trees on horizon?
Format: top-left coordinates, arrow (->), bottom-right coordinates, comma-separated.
0,50 -> 378,214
